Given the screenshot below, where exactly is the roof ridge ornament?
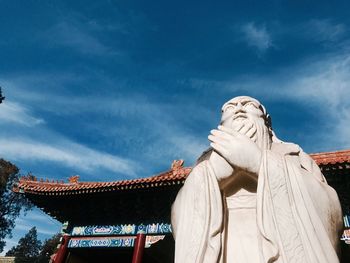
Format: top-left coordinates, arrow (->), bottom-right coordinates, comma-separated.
68,175 -> 80,184
20,174 -> 37,182
171,160 -> 184,171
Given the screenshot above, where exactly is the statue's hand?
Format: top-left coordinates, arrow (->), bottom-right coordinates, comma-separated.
208,125 -> 262,176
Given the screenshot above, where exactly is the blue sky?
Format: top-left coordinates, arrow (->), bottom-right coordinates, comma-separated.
1,0 -> 350,254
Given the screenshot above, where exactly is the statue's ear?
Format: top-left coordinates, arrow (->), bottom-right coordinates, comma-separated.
266,114 -> 272,128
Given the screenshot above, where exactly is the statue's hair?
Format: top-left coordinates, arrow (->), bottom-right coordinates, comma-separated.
223,96 -> 273,138
197,97 -> 274,164
259,105 -> 273,141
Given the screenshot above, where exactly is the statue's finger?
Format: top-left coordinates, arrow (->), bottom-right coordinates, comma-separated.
208,134 -> 230,146
245,125 -> 257,139
211,129 -> 228,138
210,142 -> 229,156
211,129 -> 237,141
239,122 -> 254,135
209,132 -> 234,147
218,125 -> 236,135
251,133 -> 257,143
218,125 -> 241,137
219,125 -> 253,141
232,122 -> 244,132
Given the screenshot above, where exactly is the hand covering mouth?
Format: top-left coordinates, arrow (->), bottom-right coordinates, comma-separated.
233,113 -> 247,120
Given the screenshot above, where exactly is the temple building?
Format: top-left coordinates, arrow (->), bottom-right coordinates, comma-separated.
14,151 -> 350,263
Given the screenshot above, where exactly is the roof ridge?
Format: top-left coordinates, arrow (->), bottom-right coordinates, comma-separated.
15,153 -> 350,195
310,149 -> 350,156
17,165 -> 192,188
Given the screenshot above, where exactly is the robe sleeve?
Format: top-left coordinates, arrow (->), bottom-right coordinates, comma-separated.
171,160 -> 223,263
257,148 -> 342,263
297,151 -> 343,255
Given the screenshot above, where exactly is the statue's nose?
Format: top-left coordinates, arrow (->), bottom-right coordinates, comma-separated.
234,102 -> 244,113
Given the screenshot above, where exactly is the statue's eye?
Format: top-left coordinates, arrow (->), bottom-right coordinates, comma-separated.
244,102 -> 258,109
243,102 -> 252,107
223,105 -> 235,112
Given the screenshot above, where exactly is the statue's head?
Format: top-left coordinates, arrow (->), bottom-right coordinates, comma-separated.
221,96 -> 272,149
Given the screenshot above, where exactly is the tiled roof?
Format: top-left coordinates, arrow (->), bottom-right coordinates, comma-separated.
310,149 -> 350,165
15,150 -> 350,196
15,160 -> 191,196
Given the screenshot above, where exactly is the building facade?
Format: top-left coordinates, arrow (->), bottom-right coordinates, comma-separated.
15,151 -> 350,262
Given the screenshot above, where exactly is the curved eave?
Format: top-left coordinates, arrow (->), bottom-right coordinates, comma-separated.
15,149 -> 350,196
310,149 -> 350,166
15,168 -> 191,196
16,180 -> 186,196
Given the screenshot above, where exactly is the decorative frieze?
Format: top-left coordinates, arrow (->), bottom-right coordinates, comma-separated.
71,223 -> 172,236
68,235 -> 165,248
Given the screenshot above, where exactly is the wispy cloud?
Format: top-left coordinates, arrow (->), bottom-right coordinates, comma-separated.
81,97 -> 210,166
48,21 -> 111,55
0,77 -> 139,178
304,19 -> 346,43
189,50 -> 350,151
1,239 -> 17,255
2,74 -> 212,168
237,19 -> 347,55
39,11 -> 126,57
263,56 -> 349,148
282,54 -> 350,148
13,222 -> 58,236
0,138 -> 138,177
1,209 -> 61,255
240,22 -> 273,53
0,101 -> 44,127
16,211 -> 59,226
220,53 -> 350,106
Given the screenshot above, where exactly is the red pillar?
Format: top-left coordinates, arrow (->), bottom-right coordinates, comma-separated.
54,234 -> 70,263
132,233 -> 146,263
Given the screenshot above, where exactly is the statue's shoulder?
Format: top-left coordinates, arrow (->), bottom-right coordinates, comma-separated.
271,141 -> 308,167
196,148 -> 212,164
272,142 -> 325,182
271,141 -> 301,156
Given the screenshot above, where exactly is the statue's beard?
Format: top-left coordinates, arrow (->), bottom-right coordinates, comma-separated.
197,116 -> 271,164
231,118 -> 271,150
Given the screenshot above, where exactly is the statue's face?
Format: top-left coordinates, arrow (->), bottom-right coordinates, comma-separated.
221,96 -> 264,127
220,96 -> 267,144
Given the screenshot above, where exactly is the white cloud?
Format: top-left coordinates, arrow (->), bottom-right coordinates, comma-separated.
189,50 -> 350,151
221,53 -> 350,106
282,54 -> 350,148
40,12 -> 124,57
0,209 -> 62,256
0,138 -> 138,177
17,209 -> 60,226
241,22 -> 273,53
268,57 -> 349,147
1,73 -> 213,170
48,21 -> 112,56
292,54 -> 350,99
137,116 -> 208,167
167,134 -> 208,162
305,19 -> 346,43
1,239 -> 17,255
13,223 -> 57,236
0,101 -> 44,127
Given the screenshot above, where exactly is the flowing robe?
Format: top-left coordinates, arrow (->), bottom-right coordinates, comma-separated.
171,143 -> 343,263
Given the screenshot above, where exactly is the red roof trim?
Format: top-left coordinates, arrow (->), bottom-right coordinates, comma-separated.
16,150 -> 350,195
310,149 -> 350,165
16,161 -> 191,195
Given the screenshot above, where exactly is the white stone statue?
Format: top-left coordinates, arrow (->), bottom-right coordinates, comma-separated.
171,96 -> 343,263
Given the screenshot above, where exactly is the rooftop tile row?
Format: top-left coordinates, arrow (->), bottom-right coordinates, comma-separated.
16,150 -> 350,195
